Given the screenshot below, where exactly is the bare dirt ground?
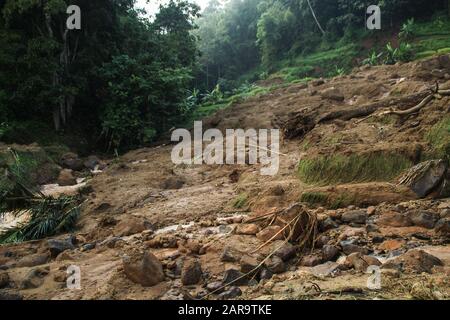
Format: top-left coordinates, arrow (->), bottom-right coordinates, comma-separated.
0,55 -> 449,300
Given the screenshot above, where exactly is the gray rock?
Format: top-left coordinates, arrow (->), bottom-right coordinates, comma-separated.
47,238 -> 75,258
341,241 -> 369,255
220,246 -> 239,263
265,256 -> 286,274
259,268 -> 273,280
319,218 -> 339,232
240,255 -> 260,274
321,87 -> 345,101
0,290 -> 23,300
217,286 -> 242,300
60,152 -> 83,171
435,218 -> 450,235
206,281 -> 224,293
409,210 -> 438,229
81,243 -> 96,251
341,210 -> 367,224
222,269 -> 248,286
399,160 -> 447,198
122,251 -> 165,287
322,245 -> 340,262
181,259 -> 202,286
311,262 -> 340,277
300,254 -> 322,267
274,242 -> 297,261
84,155 -> 101,170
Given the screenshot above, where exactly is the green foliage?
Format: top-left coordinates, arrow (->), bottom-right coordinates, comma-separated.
399,18 -> 417,40
384,42 -> 414,64
300,192 -> 329,206
298,152 -> 413,185
363,50 -> 383,66
232,193 -> 248,209
426,116 -> 450,161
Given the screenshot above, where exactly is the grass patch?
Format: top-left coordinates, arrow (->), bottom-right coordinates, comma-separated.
425,116 -> 450,161
232,193 -> 248,209
298,152 -> 413,185
300,192 -> 329,206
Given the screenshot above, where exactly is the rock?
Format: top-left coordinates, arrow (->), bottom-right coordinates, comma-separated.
435,218 -> 450,235
206,281 -> 224,293
346,253 -> 368,272
259,268 -> 273,280
341,210 -> 367,224
322,245 -> 340,262
274,242 -> 297,261
341,241 -> 369,255
220,246 -> 240,263
319,217 -> 339,232
311,262 -> 340,277
160,176 -> 185,190
367,206 -> 377,216
311,78 -> 325,86
122,251 -> 165,287
0,290 -> 23,300
376,211 -> 412,227
256,226 -> 283,242
81,243 -> 96,252
379,239 -> 405,251
16,253 -> 50,268
47,238 -> 75,258
265,256 -> 286,274
84,155 -> 101,170
362,255 -> 381,267
316,235 -> 330,248
240,255 -> 260,274
399,160 -> 447,198
181,259 -> 203,286
236,224 -> 259,235
217,286 -> 242,300
222,269 -> 248,286
440,208 -> 450,218
20,266 -> 49,289
382,249 -> 443,273
408,210 -> 438,229
300,254 -> 322,267
184,239 -> 202,255
57,169 -> 77,186
320,87 -> 345,101
0,271 -> 9,288
366,223 -> 379,233
114,216 -> 150,237
61,152 -> 84,171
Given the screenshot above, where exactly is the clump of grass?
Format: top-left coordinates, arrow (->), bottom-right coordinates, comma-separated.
425,116 -> 450,161
300,192 -> 329,206
232,193 -> 248,209
298,152 -> 413,185
328,193 -> 357,210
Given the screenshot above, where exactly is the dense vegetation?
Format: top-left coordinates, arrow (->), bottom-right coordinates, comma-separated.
0,0 -> 450,152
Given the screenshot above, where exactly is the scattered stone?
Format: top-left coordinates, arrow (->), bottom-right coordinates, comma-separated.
340,241 -> 369,255
366,223 -> 379,233
376,211 -> 412,227
16,253 -> 50,268
57,169 -> 77,186
47,238 -> 75,258
122,251 -> 165,287
379,239 -> 405,251
84,155 -> 101,170
367,206 -> 377,216
81,243 -> 96,252
346,253 -> 369,272
256,226 -> 283,242
0,271 -> 9,288
322,245 -> 340,262
236,224 -> 259,235
315,235 -> 330,248
114,216 -> 150,237
409,210 -> 438,229
274,242 -> 297,261
265,256 -> 286,274
185,239 -> 202,255
300,254 -> 322,267
240,255 -> 260,274
311,262 -> 340,277
181,259 -> 203,286
206,281 -> 224,293
399,160 -> 447,198
222,269 -> 248,286
320,87 -> 345,101
259,268 -> 273,280
362,255 -> 381,267
217,286 -> 242,300
220,246 -> 240,263
382,249 -> 443,273
319,217 -> 339,232
160,176 -> 185,190
20,266 -> 49,289
435,218 -> 450,235
61,152 -> 83,171
341,210 -> 367,224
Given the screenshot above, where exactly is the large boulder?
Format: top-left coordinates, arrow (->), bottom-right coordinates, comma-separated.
181,259 -> 203,285
382,249 -> 443,273
122,251 -> 165,287
47,238 -> 75,258
399,160 -> 447,198
320,87 -> 345,101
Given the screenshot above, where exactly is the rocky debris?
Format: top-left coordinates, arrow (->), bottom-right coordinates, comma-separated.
236,224 -> 259,235
256,226 -> 284,242
320,87 -> 344,101
273,242 -> 297,261
0,290 -> 23,300
160,176 -> 185,190
399,160 -> 448,198
114,216 -> 151,237
311,262 -> 340,277
435,218 -> 450,235
47,238 -> 75,258
341,210 -> 367,225
379,239 -> 405,251
340,241 -> 369,255
81,243 -> 96,252
57,169 -> 77,186
265,256 -> 286,274
259,268 -> 273,280
122,250 -> 165,287
382,249 -> 443,273
322,245 -> 340,262
222,269 -> 248,286
60,152 -> 84,171
206,281 -> 224,293
319,217 -> 339,231
300,254 -> 322,267
220,246 -> 240,263
240,255 -> 260,274
408,210 -> 438,229
181,259 -> 203,286
217,286 -> 242,300
84,155 -> 101,170
346,253 -> 381,272
376,211 -> 412,227
0,271 -> 10,288
16,253 -> 50,268
20,266 -> 49,289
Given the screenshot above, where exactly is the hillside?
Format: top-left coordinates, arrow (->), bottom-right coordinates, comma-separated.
0,54 -> 449,300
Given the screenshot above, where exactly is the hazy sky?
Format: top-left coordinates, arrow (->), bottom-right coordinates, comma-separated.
136,0 -> 211,16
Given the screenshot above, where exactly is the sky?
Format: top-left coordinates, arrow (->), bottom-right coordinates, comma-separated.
136,0 -> 211,16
